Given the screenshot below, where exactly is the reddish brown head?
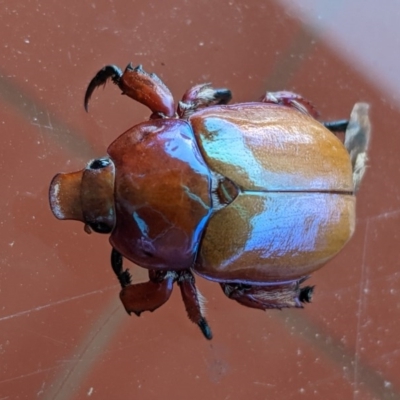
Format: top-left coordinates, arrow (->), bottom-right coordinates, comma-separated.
49,157 -> 116,234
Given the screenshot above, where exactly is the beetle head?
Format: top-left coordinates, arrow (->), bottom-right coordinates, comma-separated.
49,157 -> 116,234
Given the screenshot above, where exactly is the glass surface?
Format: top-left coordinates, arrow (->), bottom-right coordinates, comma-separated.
1,1 -> 399,399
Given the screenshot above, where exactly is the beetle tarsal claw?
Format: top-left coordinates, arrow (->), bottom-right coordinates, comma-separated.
117,270 -> 132,288
84,64 -> 123,111
131,311 -> 141,317
177,270 -> 213,339
83,224 -> 92,234
298,285 -> 314,304
198,318 -> 213,340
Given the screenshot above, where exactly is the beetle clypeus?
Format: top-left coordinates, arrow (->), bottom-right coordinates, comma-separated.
49,62 -> 371,339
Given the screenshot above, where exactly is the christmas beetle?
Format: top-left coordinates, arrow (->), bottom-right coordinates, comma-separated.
49,62 -> 371,339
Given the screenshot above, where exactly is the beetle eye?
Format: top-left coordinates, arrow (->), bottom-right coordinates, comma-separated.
89,158 -> 110,170
87,222 -> 112,234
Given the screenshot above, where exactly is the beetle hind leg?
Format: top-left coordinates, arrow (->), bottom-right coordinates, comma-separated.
343,103 -> 371,192
221,278 -> 314,310
322,103 -> 371,192
177,270 -> 213,340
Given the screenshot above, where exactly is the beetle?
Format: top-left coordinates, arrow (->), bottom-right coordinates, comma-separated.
49,62 -> 371,340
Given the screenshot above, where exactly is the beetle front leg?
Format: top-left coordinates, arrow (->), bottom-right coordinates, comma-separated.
177,270 -> 213,340
84,65 -> 123,112
178,83 -> 232,119
111,248 -> 176,315
85,63 -> 176,118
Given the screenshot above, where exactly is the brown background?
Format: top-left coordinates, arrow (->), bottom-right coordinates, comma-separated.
1,1 -> 400,399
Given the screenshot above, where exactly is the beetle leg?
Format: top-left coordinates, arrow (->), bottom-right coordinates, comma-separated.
323,119 -> 349,133
119,63 -> 176,118
177,270 -> 213,340
178,83 -> 232,119
119,269 -> 177,316
260,91 -> 320,119
343,103 -> 371,192
84,63 -> 176,118
322,103 -> 371,192
111,248 -> 132,288
221,279 -> 314,310
111,248 -> 176,315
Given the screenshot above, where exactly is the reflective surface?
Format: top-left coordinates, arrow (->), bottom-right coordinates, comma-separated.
1,1 -> 400,399
191,103 -> 353,191
196,192 -> 355,283
109,119 -> 211,270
